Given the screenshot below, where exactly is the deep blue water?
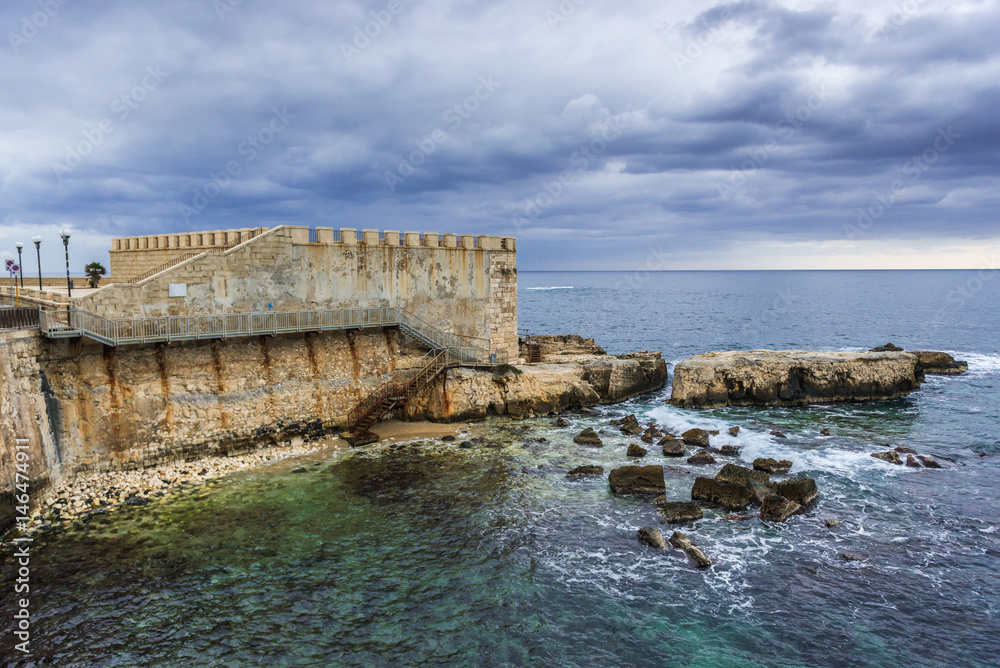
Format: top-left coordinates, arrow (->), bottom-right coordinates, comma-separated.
3,270 -> 999,667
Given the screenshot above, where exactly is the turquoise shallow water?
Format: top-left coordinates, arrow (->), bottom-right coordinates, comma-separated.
3,270 -> 1000,666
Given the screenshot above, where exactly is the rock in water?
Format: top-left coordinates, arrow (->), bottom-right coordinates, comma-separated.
825,519 -> 843,528
660,439 -> 686,456
719,445 -> 741,456
905,454 -> 922,468
894,445 -> 917,454
573,428 -> 603,447
728,426 -> 740,437
637,526 -> 668,549
870,343 -> 904,352
760,495 -> 802,522
691,477 -> 753,510
681,428 -> 710,447
770,430 -> 787,438
655,501 -> 704,523
911,350 -> 969,376
668,531 -> 712,568
871,450 -> 902,465
918,455 -> 943,469
640,433 -> 654,444
716,463 -> 770,487
820,428 -> 831,436
669,350 -> 923,408
566,465 -> 604,478
774,477 -> 818,506
609,465 -> 666,496
627,443 -> 648,458
753,458 -> 793,474
441,435 -> 456,442
555,417 -> 570,427
687,450 -> 716,465
619,414 -> 643,435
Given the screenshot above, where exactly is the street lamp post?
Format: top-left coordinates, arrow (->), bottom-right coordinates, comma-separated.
32,236 -> 42,291
59,229 -> 72,318
14,242 -> 24,288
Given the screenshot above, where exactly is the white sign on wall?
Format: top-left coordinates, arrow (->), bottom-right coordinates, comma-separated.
168,283 -> 187,297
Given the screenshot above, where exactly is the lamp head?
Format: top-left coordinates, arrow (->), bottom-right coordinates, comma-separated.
32,236 -> 42,246
59,228 -> 72,242
15,242 -> 23,250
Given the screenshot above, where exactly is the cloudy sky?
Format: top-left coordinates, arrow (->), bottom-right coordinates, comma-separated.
1,0 -> 998,273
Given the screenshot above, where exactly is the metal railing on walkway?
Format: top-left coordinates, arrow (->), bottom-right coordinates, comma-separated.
0,307 -> 41,332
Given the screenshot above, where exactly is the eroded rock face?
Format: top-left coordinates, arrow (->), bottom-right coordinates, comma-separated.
753,458 -> 792,475
523,334 -> 607,358
669,350 -> 922,408
407,351 -> 667,420
609,465 -> 666,496
911,351 -> 969,376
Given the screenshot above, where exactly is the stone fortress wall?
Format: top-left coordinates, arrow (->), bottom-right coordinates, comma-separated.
90,225 -> 518,360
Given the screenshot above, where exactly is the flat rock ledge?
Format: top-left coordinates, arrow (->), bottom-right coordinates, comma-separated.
669,349 -> 924,408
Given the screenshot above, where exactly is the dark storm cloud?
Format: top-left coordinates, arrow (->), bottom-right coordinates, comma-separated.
1,0 -> 998,271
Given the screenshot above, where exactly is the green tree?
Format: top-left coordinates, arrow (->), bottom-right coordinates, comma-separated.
84,261 -> 107,288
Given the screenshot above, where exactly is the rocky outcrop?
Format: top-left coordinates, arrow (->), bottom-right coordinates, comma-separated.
681,428 -> 710,447
872,450 -> 902,465
660,439 -> 685,456
760,495 -> 801,522
408,351 -> 667,420
627,443 -> 648,458
912,351 -> 968,376
670,350 -> 923,408
773,477 -> 818,506
523,334 -> 606,358
687,451 -> 716,465
609,465 -> 666,496
669,531 -> 712,568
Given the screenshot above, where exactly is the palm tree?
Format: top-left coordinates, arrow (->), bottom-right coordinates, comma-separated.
84,261 -> 107,288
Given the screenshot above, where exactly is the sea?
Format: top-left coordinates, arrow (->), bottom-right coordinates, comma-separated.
2,270 -> 999,667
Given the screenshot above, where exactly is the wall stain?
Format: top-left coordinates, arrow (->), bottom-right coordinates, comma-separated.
155,343 -> 174,434
211,340 -> 230,430
102,346 -> 126,455
345,330 -> 361,401
304,332 -> 324,417
259,336 -> 276,418
383,328 -> 397,371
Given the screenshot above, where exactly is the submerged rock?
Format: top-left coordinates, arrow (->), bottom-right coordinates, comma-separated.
820,428 -> 831,436
691,476 -> 753,510
660,439 -> 686,456
573,428 -> 603,447
555,417 -> 570,427
760,495 -> 802,522
637,526 -> 668,549
609,465 -> 666,496
669,531 -> 712,568
566,465 -> 604,478
681,428 -> 710,447
770,430 -> 787,438
627,443 -> 648,458
687,450 -> 716,465
753,458 -> 792,475
774,477 -> 818,506
872,450 -> 902,465
825,519 -> 843,528
653,500 -> 704,523
670,350 -> 923,408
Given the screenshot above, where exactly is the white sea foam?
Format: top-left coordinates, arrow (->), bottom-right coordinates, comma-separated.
524,286 -> 574,290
